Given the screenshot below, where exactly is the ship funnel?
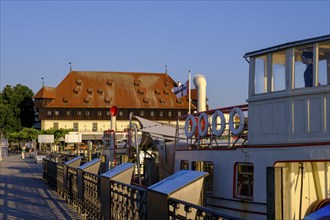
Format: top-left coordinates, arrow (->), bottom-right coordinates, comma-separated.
193,74 -> 207,112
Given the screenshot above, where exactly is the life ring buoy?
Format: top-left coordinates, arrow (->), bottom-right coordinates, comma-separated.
212,110 -> 226,137
229,107 -> 245,136
198,113 -> 209,137
185,115 -> 196,138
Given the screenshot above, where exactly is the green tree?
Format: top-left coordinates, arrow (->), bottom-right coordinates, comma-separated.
0,84 -> 35,135
6,128 -> 40,144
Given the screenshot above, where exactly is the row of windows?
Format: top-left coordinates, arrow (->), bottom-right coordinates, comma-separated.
53,122 -> 101,131
253,40 -> 330,94
181,160 -> 254,200
47,110 -> 182,117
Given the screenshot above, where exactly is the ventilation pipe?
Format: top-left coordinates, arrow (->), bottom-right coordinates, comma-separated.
193,74 -> 207,112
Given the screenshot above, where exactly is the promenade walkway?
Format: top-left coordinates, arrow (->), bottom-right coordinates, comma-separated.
0,154 -> 82,220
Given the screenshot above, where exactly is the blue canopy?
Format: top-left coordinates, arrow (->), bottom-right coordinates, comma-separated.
304,204 -> 330,220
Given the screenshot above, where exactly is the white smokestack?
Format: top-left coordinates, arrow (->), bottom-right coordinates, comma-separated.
193,74 -> 207,112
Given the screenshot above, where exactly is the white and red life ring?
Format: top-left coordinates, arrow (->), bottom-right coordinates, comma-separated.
229,107 -> 245,135
212,110 -> 226,137
185,115 -> 197,138
198,113 -> 209,137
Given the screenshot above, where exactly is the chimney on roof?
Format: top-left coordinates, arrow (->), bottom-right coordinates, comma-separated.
69,62 -> 72,72
165,65 -> 167,74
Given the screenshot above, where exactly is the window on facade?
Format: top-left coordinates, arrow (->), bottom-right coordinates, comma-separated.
234,163 -> 254,200
192,161 -> 214,193
53,122 -> 58,129
98,111 -> 102,116
55,111 -> 59,116
294,45 -> 313,89
66,111 -> 70,116
119,111 -> 123,116
168,111 -> 172,117
140,110 -> 144,116
254,56 -> 267,94
318,41 -> 330,86
85,111 -> 89,116
47,111 -> 52,116
159,111 -> 163,117
178,111 -> 181,117
180,160 -> 189,170
77,111 -> 82,116
106,111 -> 111,116
92,122 -> 97,131
73,122 -> 78,131
272,51 -> 286,92
150,111 -> 154,117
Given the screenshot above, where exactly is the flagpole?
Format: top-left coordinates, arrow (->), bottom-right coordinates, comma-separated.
188,70 -> 191,114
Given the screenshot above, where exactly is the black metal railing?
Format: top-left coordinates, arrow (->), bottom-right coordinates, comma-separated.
43,158 -> 241,220
110,180 -> 147,220
168,198 -> 242,220
83,171 -> 101,219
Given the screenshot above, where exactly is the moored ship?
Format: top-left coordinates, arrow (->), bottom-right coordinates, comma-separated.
139,35 -> 330,219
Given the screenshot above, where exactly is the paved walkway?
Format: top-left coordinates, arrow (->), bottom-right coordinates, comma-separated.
0,154 -> 82,220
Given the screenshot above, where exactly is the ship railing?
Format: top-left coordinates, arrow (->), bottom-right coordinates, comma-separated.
176,104 -> 248,148
168,197 -> 242,220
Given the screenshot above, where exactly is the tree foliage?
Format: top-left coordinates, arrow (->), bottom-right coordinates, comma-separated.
6,128 -> 71,145
0,84 -> 35,135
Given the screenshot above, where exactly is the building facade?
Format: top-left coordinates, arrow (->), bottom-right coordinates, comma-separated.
33,71 -> 193,140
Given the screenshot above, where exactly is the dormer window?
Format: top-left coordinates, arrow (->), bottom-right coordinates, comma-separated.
87,88 -> 93,94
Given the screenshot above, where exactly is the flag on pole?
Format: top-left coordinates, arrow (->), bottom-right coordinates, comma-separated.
171,80 -> 189,99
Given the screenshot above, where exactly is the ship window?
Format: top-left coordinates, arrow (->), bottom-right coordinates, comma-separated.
180,160 -> 189,170
318,41 -> 330,86
234,163 -> 254,200
192,161 -> 214,193
254,56 -> 267,94
272,51 -> 286,92
294,45 -> 313,89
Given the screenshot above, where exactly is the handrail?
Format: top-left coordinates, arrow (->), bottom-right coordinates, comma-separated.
42,158 -> 239,220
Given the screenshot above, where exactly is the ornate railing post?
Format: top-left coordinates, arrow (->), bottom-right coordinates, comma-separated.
147,170 -> 208,220
100,162 -> 135,219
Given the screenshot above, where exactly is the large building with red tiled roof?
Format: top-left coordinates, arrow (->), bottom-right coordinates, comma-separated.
33,71 -> 194,138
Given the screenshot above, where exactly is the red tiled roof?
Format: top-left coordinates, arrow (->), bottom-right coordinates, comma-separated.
33,86 -> 57,99
34,71 -> 190,109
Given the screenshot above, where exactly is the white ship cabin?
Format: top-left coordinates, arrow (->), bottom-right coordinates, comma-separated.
245,35 -> 330,145
179,35 -> 330,148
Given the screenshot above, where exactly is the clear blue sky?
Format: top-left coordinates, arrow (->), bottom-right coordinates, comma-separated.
1,0 -> 329,109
